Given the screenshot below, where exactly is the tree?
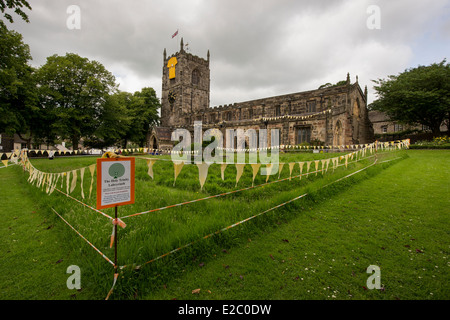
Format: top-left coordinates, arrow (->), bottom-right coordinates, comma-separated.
35,53 -> 118,149
83,88 -> 160,149
0,0 -> 31,23
371,60 -> 450,136
126,87 -> 160,147
0,20 -> 38,146
84,91 -> 133,149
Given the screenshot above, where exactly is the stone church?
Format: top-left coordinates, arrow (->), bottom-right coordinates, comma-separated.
149,39 -> 373,151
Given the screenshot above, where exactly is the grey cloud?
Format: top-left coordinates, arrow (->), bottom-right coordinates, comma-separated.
6,0 -> 450,107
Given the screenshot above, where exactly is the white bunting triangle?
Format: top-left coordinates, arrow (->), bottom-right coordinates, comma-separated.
235,163 -> 245,187
220,163 -> 227,181
173,161 -> 184,186
146,159 -> 157,179
197,162 -> 210,190
251,163 -> 261,186
288,162 -> 295,180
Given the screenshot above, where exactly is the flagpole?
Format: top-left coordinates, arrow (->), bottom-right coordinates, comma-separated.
172,27 -> 179,53
177,27 -> 180,52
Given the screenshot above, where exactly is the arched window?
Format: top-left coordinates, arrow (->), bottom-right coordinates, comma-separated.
192,69 -> 200,85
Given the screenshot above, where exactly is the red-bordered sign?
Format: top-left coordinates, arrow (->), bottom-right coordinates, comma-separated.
96,157 -> 135,210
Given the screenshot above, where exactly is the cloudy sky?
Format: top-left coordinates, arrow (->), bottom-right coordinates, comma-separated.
6,0 -> 450,107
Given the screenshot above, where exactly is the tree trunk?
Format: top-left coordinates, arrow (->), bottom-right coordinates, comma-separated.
432,124 -> 441,137
72,135 -> 79,151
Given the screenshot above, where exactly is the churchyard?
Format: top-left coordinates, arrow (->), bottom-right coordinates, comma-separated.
0,147 -> 448,300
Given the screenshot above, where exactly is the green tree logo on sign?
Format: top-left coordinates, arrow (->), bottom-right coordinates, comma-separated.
108,163 -> 125,179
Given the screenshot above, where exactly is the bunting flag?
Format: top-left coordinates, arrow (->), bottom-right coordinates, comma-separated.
50,174 -> 57,193
265,164 -> 273,182
27,167 -> 34,183
235,163 -> 245,187
60,172 -> 64,188
49,174 -> 60,195
54,173 -> 62,194
251,163 -> 261,186
220,163 -> 227,181
298,162 -> 304,180
288,162 -> 295,181
80,167 -> 85,199
32,170 -> 38,185
45,173 -> 52,193
173,161 -> 185,186
47,174 -> 54,193
31,169 -> 42,185
146,159 -> 157,179
88,164 -> 96,198
40,173 -> 46,190
38,172 -> 43,189
70,170 -> 77,194
196,163 -> 210,190
41,173 -> 46,189
306,161 -> 311,177
13,139 -> 408,197
1,160 -> 8,167
66,171 -> 70,194
278,163 -> 285,179
37,172 -> 44,188
314,160 -> 320,176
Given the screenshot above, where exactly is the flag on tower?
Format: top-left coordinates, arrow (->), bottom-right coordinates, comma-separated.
172,29 -> 178,38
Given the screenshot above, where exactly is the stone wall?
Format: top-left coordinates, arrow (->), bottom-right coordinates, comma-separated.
157,41 -> 374,150
161,42 -> 210,128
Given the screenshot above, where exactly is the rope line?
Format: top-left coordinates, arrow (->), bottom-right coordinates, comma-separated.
50,207 -> 115,267
123,156 -> 381,270
46,182 -> 113,221
120,153 -> 376,220
23,146 -> 393,223
14,141 -> 406,300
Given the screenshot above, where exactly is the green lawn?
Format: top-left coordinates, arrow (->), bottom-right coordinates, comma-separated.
141,150 -> 449,300
0,163 -> 91,299
0,150 -> 448,300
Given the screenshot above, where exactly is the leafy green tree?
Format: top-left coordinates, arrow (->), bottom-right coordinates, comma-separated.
35,53 -> 118,149
0,0 -> 31,23
85,91 -> 133,149
371,60 -> 450,136
0,20 -> 38,146
126,87 -> 160,147
83,88 -> 160,149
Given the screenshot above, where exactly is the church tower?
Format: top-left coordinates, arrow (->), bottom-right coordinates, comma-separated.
161,38 -> 210,127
